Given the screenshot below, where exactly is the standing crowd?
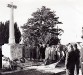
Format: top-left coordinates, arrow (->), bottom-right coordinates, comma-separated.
45,44 -> 65,65
0,42 -> 81,75
29,43 -> 66,64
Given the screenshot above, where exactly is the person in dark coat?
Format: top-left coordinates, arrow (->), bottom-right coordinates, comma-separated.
65,44 -> 76,75
0,46 -> 3,69
74,44 -> 80,75
30,47 -> 33,60
42,44 -> 46,59
33,46 -> 36,60
39,44 -> 45,60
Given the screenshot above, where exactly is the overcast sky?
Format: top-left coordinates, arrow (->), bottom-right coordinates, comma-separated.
0,0 -> 83,44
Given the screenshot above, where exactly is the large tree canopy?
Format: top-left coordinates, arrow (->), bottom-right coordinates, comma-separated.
21,6 -> 63,46
0,21 -> 21,45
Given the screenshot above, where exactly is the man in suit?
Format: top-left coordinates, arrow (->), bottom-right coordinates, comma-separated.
65,44 -> 76,75
74,44 -> 80,75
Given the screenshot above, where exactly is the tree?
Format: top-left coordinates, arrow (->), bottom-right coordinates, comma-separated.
21,6 -> 63,47
0,21 -> 21,45
14,22 -> 21,43
4,21 -> 9,43
0,22 -> 5,45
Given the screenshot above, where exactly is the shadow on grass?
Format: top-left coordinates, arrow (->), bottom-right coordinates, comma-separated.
1,69 -> 56,75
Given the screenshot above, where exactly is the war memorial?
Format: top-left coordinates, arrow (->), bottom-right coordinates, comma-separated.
0,2 -> 83,75
2,2 -> 23,60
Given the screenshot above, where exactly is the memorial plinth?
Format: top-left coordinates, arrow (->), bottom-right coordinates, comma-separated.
2,44 -> 23,60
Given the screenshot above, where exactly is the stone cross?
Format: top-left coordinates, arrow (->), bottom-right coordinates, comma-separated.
7,2 -> 17,44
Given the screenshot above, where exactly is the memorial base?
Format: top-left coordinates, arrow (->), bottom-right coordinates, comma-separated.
2,44 -> 23,60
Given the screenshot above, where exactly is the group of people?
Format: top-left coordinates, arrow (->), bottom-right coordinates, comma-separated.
29,44 -> 46,61
29,43 -> 81,75
66,43 -> 80,75
29,43 -> 65,63
42,43 -> 81,75
44,44 -> 65,65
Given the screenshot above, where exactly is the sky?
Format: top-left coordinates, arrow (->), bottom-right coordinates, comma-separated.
0,0 -> 83,45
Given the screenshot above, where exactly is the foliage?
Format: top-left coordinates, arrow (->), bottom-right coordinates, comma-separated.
21,6 -> 63,46
0,22 -> 5,45
14,22 -> 21,43
0,21 -> 21,45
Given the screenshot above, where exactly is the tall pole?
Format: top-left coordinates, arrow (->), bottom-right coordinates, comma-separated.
7,2 -> 17,44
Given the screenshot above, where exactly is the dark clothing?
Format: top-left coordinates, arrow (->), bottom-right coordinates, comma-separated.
66,50 -> 76,75
30,48 -> 33,60
0,48 -> 3,69
66,49 -> 80,75
74,49 -> 80,75
30,47 -> 37,60
39,46 -> 45,59
66,67 -> 75,75
33,47 -> 36,60
66,50 -> 76,69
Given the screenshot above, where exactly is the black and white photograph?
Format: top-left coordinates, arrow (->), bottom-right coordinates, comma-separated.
0,0 -> 83,75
